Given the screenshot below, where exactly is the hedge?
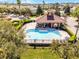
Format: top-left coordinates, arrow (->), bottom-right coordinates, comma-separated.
12,19 -> 34,30
64,25 -> 77,41
64,25 -> 75,36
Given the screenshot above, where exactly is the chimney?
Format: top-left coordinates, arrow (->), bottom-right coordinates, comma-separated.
47,12 -> 54,20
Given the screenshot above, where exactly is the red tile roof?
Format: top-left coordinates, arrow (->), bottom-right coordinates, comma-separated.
36,15 -> 65,24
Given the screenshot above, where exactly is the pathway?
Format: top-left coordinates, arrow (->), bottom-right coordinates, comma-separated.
66,16 -> 79,37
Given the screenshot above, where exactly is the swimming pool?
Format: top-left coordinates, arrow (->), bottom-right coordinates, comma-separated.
26,28 -> 61,40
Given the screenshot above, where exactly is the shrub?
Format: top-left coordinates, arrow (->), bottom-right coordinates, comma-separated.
12,19 -> 33,30
64,25 -> 75,36
69,35 -> 77,42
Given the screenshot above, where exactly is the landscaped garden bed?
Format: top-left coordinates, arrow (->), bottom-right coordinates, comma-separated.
12,19 -> 34,30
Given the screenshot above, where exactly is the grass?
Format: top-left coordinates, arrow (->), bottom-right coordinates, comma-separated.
20,48 -> 61,59
20,46 -> 79,59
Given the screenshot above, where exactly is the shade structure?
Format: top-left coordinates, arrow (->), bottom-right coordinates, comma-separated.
36,15 -> 65,24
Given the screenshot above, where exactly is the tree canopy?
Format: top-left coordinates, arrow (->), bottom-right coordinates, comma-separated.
64,5 -> 70,15
71,6 -> 79,17
36,5 -> 44,15
0,20 -> 25,59
16,0 -> 21,5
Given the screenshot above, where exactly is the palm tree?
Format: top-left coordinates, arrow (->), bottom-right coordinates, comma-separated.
43,0 -> 45,10
16,0 -> 21,9
16,0 -> 21,15
73,16 -> 79,43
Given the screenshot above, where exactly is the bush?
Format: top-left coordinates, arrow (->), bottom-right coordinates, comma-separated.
12,20 -> 23,30
20,8 -> 32,15
69,35 -> 77,42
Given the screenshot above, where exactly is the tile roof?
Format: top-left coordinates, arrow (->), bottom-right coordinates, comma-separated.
36,15 -> 65,23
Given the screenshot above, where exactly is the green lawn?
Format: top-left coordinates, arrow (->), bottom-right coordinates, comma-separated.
21,48 -> 61,59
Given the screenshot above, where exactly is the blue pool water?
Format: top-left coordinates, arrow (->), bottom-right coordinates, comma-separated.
26,28 -> 61,40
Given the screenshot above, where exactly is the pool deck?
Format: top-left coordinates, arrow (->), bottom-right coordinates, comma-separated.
20,16 -> 70,44
24,39 -> 52,44
19,22 -> 37,32
23,23 -> 70,44
24,39 -> 67,44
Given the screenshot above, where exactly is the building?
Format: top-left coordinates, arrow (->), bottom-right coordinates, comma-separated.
36,12 -> 65,28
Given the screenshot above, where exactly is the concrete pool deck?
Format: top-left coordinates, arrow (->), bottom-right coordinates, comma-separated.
19,22 -> 37,32
23,22 -> 70,44
19,15 -> 79,44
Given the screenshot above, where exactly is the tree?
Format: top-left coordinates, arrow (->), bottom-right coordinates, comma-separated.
20,8 -> 32,15
71,7 -> 79,43
54,3 -> 61,16
36,5 -> 44,15
16,0 -> 21,9
51,40 -> 62,57
0,20 -> 25,59
71,7 -> 79,17
55,10 -> 61,16
64,5 -> 70,15
16,0 -> 21,15
5,2 -> 9,7
43,0 -> 45,10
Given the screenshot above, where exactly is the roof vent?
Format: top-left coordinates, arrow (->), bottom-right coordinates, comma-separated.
47,12 -> 54,20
